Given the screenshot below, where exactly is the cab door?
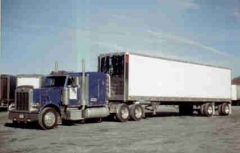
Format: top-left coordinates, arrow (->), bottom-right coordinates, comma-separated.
67,76 -> 80,105
88,74 -> 106,105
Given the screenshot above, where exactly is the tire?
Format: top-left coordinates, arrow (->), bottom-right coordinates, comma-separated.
116,104 -> 130,122
218,104 -> 223,115
221,103 -> 230,116
204,103 -> 214,117
38,107 -> 58,130
130,104 -> 144,121
200,104 -> 206,116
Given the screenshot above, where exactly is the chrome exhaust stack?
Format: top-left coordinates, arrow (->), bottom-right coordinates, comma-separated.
55,61 -> 58,72
81,59 -> 87,107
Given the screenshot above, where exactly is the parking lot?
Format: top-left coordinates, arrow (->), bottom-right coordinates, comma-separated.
0,106 -> 240,153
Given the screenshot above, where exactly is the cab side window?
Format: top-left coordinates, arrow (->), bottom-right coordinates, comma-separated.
67,77 -> 78,87
67,77 -> 74,87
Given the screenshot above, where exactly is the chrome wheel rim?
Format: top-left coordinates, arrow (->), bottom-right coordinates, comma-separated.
207,105 -> 213,114
121,107 -> 129,119
44,112 -> 56,127
225,105 -> 230,114
135,107 -> 142,118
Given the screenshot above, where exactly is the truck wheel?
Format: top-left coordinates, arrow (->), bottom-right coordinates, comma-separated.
200,104 -> 206,116
116,104 -> 130,122
130,104 -> 144,121
38,107 -> 58,130
204,103 -> 214,117
221,103 -> 230,116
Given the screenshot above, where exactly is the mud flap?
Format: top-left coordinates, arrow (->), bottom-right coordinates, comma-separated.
57,113 -> 62,125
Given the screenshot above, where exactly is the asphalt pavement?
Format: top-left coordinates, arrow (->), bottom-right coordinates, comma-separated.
0,106 -> 240,153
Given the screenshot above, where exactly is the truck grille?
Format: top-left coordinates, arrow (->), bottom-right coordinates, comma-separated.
16,92 -> 29,111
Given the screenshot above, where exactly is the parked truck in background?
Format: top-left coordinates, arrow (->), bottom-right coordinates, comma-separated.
16,74 -> 45,89
231,76 -> 240,105
8,52 -> 232,130
0,74 -> 45,109
231,85 -> 240,105
0,74 -> 16,109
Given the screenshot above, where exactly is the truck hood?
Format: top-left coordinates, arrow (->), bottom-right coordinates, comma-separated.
33,87 -> 62,106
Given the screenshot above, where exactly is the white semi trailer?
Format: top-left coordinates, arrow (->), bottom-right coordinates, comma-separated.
98,52 -> 232,119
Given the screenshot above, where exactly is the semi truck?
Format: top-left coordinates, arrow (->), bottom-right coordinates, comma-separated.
8,52 -> 232,130
0,74 -> 16,108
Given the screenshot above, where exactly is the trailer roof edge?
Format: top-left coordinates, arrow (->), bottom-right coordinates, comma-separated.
98,52 -> 231,70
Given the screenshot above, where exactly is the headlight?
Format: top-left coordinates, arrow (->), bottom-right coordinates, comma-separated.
30,103 -> 41,112
31,103 -> 41,108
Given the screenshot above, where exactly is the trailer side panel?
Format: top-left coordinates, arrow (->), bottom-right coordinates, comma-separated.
128,54 -> 231,101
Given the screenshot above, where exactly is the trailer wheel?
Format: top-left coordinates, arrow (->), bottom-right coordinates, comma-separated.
218,104 -> 223,115
204,103 -> 214,117
130,104 -> 144,121
38,107 -> 58,130
200,104 -> 206,116
221,103 -> 230,116
116,104 -> 130,122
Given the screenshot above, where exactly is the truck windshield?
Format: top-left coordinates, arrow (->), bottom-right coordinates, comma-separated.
45,76 -> 66,87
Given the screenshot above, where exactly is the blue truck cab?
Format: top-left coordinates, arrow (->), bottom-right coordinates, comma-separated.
8,71 -> 110,130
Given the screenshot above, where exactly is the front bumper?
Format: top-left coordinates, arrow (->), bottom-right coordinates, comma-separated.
9,111 -> 39,122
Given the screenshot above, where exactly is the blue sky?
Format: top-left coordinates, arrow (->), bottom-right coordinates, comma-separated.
1,0 -> 240,78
